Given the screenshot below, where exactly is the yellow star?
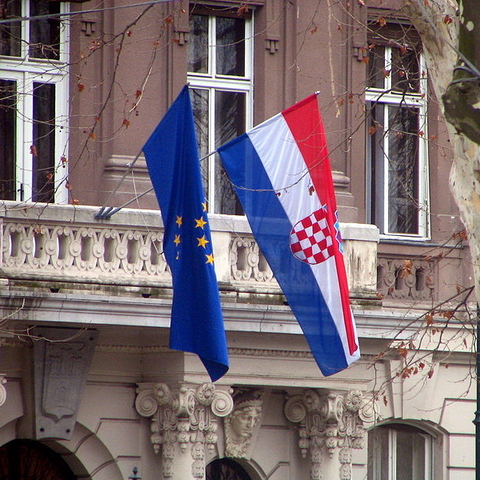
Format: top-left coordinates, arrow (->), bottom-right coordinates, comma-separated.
197,235 -> 209,248
174,234 -> 181,245
206,253 -> 215,264
202,201 -> 207,212
176,216 -> 183,226
195,216 -> 207,229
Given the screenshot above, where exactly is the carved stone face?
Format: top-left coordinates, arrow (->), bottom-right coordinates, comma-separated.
230,405 -> 261,440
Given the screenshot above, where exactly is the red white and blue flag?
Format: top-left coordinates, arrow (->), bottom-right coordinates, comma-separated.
218,94 -> 359,376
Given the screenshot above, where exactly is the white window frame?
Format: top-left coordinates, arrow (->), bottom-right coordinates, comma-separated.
187,11 -> 254,214
366,46 -> 430,240
0,0 -> 69,203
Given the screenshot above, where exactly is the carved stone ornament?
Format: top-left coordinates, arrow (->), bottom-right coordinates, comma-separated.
284,390 -> 374,480
224,390 -> 263,459
0,375 -> 6,407
33,328 -> 98,440
135,383 -> 234,479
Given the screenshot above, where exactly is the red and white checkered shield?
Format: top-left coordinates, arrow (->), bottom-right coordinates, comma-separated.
289,207 -> 334,264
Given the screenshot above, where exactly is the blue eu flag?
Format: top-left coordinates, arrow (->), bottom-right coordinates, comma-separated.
143,86 -> 229,381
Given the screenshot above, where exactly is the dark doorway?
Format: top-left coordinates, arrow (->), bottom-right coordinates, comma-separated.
0,439 -> 76,480
206,458 -> 252,480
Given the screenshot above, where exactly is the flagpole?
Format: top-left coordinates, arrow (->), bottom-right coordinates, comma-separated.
95,152 -> 142,219
95,91 -> 321,220
94,150 -> 218,220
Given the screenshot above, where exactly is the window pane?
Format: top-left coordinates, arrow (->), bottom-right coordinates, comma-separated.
215,91 -> 245,146
368,102 -> 385,230
0,0 -> 21,56
215,90 -> 245,214
0,79 -> 16,200
396,429 -> 426,480
391,47 -> 420,93
188,14 -> 209,74
32,82 -> 55,203
216,17 -> 245,76
367,426 -> 389,480
387,106 -> 419,234
29,0 -> 61,60
367,45 -> 386,89
191,88 -> 210,193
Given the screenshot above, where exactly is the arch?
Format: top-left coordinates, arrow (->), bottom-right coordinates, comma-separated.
0,421 -> 123,480
367,418 -> 448,439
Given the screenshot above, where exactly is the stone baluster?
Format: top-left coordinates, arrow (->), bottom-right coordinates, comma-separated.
135,383 -> 234,480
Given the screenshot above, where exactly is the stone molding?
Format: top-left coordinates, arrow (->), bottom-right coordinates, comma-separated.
135,383 -> 234,479
284,389 -> 373,480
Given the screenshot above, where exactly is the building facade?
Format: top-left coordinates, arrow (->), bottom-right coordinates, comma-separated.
0,0 -> 475,479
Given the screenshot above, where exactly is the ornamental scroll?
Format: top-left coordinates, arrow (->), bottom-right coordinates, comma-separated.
284,389 -> 374,480
135,383 -> 234,479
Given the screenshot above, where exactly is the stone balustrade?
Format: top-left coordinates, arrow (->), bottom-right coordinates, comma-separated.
0,202 -> 379,300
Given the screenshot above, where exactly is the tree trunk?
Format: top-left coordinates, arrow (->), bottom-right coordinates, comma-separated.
402,0 -> 480,296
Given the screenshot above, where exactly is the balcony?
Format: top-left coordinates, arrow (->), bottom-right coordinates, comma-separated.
0,201 -> 473,360
0,201 -> 379,299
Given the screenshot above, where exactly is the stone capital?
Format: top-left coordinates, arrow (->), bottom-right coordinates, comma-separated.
284,389 -> 374,480
135,382 -> 234,479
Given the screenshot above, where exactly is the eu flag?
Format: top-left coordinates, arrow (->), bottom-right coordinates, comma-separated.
143,85 -> 229,381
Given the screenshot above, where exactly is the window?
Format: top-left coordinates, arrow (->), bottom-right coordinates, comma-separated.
367,424 -> 433,480
188,6 -> 253,214
0,0 -> 69,203
366,25 -> 429,238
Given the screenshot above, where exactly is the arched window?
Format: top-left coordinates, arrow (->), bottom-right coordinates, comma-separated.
0,440 -> 76,480
367,424 -> 433,480
206,458 -> 252,480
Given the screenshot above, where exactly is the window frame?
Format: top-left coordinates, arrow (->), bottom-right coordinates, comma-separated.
0,0 -> 69,204
365,41 -> 430,240
187,7 -> 254,214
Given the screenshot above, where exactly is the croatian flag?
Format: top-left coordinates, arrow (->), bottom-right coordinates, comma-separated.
217,94 -> 359,376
